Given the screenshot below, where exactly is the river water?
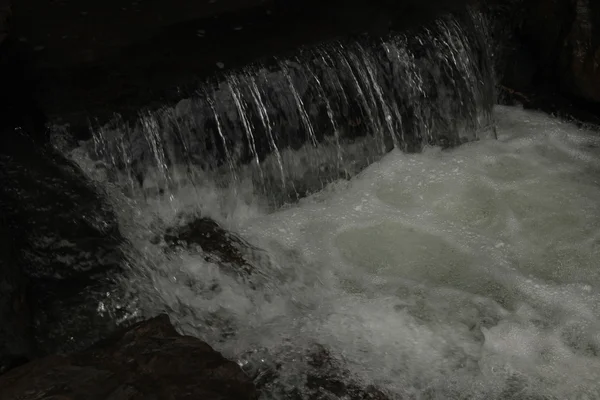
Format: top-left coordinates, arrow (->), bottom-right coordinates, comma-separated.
56,8 -> 600,398
69,105 -> 600,399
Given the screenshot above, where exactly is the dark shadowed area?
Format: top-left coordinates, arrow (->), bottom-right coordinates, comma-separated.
10,0 -> 474,130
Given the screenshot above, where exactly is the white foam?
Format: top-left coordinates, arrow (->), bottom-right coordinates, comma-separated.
78,106 -> 600,398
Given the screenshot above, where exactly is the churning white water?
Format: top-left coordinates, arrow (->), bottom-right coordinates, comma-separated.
76,106 -> 600,399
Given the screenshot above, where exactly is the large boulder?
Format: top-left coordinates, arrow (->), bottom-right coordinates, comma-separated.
500,0 -> 600,108
0,219 -> 31,374
0,130 -> 128,372
302,346 -> 390,400
1,6 -> 128,370
246,344 -> 391,400
163,217 -> 256,276
0,315 -> 258,399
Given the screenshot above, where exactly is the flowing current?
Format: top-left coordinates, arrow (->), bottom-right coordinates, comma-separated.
60,12 -> 600,400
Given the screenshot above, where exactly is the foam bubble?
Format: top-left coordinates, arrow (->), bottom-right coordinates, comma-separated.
76,106 -> 600,398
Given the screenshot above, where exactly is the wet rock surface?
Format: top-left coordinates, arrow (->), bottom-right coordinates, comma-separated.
499,0 -> 600,113
247,344 -> 391,400
2,0 -> 485,378
303,346 -> 390,400
0,129 -> 128,372
498,84 -> 600,128
1,0 -> 599,395
0,314 -> 259,400
164,217 -> 256,276
556,0 -> 600,103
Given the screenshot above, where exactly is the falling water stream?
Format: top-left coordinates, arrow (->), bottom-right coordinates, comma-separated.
80,12 -> 495,206
58,10 -> 600,400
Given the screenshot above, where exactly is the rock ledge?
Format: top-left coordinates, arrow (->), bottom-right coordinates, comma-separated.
0,315 -> 258,400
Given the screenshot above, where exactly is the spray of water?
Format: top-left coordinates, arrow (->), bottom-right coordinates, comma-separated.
54,10 -> 600,400
78,11 -> 495,208
71,105 -> 600,399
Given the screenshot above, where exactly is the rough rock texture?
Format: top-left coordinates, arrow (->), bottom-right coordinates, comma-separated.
249,344 -> 391,400
163,217 -> 257,276
1,7 -> 128,363
303,346 -> 390,400
0,129 -> 128,373
0,314 -> 259,400
499,0 -> 600,117
560,0 -> 600,103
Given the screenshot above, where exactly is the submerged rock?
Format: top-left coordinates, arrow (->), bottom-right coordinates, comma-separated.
0,314 -> 258,399
245,344 -> 391,400
163,216 -> 258,277
303,346 -> 391,400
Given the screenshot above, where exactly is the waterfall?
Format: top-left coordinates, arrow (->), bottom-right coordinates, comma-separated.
44,7 -> 600,400
76,10 -> 496,207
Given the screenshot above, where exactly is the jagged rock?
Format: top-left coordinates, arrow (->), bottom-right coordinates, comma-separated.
500,0 -> 600,106
246,344 -> 391,400
0,130 -> 128,370
560,0 -> 600,103
304,346 -> 391,400
0,219 -> 32,375
498,84 -> 600,127
2,8 -> 128,369
0,314 -> 258,400
163,217 -> 257,276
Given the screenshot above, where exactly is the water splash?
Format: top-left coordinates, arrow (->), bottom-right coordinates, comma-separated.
76,107 -> 600,400
56,7 -> 600,399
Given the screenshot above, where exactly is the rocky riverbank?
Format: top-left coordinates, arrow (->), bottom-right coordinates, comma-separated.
0,315 -> 259,399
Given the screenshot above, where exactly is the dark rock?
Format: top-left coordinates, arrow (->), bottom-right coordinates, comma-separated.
0,129 -> 128,367
163,217 -> 258,277
0,314 -> 258,400
498,84 -> 600,128
519,0 -> 572,82
248,344 -> 392,400
304,346 -> 391,400
1,8 -> 129,365
0,217 -> 33,375
499,0 -> 600,109
559,0 -> 600,103
0,0 -> 8,44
